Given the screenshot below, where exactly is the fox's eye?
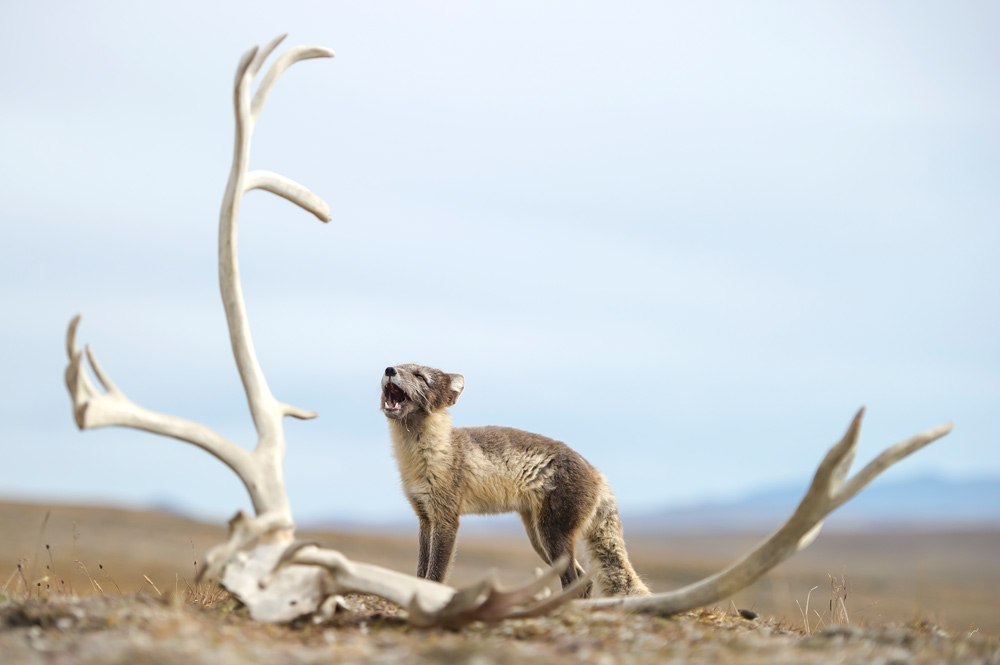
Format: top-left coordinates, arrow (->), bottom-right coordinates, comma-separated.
415,373 -> 429,384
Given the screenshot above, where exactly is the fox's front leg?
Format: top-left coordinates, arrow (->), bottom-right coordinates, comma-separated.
425,515 -> 459,582
408,497 -> 433,578
417,514 -> 431,578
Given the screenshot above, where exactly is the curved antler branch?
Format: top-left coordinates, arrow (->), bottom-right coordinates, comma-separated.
251,45 -> 336,121
247,34 -> 288,80
219,38 -> 332,452
244,170 -> 332,222
833,423 -> 950,512
64,316 -> 269,509
64,36 -> 335,526
275,544 -> 588,628
583,410 -> 953,615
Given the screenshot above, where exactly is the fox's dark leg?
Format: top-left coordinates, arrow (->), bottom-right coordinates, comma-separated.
409,498 -> 433,578
426,513 -> 459,583
537,492 -> 594,597
417,514 -> 431,578
519,509 -> 551,564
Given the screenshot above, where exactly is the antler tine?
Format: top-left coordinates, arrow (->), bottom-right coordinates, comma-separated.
244,170 -> 331,222
439,573 -> 498,613
473,555 -> 572,612
251,44 -> 335,121
64,318 -> 97,420
84,345 -> 120,395
404,576 -> 495,628
581,412 -> 953,616
248,34 -> 288,79
807,407 -> 864,501
495,575 -> 593,622
408,557 -> 586,629
62,315 -> 267,513
220,36 -> 330,445
275,543 -> 582,628
835,420 -> 953,511
233,45 -> 259,103
282,403 -> 319,420
828,407 -> 863,490
420,578 -> 589,629
66,314 -> 82,361
451,565 -> 588,625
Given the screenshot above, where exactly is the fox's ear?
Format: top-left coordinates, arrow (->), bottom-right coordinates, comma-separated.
447,373 -> 465,405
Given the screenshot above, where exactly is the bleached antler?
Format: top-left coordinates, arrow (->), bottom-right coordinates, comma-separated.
582,409 -> 952,615
64,34 -> 331,525
64,34 -> 334,620
275,544 -> 589,628
196,511 -> 584,624
212,33 -> 334,526
64,35 -> 582,626
65,313 -> 277,511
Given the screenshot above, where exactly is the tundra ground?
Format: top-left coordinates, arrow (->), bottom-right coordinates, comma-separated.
1,500 -> 997,664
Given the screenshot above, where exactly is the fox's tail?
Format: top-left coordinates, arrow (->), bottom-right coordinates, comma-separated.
584,487 -> 650,596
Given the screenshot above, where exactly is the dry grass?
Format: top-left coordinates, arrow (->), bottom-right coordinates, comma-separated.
2,591 -> 997,665
829,573 -> 850,626
626,529 -> 1000,637
1,499 -> 999,664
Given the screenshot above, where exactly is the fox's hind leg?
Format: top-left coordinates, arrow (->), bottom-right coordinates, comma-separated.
536,494 -> 595,598
522,506 -> 590,590
519,509 -> 551,564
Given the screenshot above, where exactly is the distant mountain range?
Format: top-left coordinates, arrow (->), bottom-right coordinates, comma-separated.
627,475 -> 1000,532
310,475 -> 1000,534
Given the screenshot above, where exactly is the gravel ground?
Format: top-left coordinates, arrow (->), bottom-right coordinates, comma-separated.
1,593 -> 997,665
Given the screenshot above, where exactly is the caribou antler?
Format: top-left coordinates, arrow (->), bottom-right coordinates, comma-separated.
64,34 -> 336,621
61,33 -> 332,620
64,34 -> 331,524
275,544 -> 589,628
63,34 -> 579,627
582,409 -> 953,615
198,511 -> 584,625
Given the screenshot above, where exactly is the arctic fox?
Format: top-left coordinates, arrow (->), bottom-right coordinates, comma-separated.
380,363 -> 649,597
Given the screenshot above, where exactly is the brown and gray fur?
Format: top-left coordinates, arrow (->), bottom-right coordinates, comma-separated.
380,363 -> 649,597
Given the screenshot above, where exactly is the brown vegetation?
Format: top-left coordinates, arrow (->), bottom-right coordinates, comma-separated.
2,500 -> 998,664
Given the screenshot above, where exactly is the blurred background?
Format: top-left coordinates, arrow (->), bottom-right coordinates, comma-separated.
0,0 -> 998,633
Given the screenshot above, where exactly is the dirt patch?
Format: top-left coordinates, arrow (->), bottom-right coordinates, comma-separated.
1,593 -> 996,665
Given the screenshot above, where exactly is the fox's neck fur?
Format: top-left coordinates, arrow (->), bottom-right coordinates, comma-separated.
388,411 -> 456,489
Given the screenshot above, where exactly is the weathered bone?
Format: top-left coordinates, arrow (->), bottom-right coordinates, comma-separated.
581,409 -> 953,615
63,34 -> 953,628
275,545 -> 589,628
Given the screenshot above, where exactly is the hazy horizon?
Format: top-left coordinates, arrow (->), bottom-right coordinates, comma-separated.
2,2 -> 997,524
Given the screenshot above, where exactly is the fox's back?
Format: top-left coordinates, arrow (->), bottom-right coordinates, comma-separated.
455,426 -> 596,515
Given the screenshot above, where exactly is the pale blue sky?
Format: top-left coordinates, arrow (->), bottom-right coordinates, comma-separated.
1,2 -> 997,523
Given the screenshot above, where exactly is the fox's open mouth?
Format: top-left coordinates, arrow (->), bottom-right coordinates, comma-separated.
384,383 -> 407,412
